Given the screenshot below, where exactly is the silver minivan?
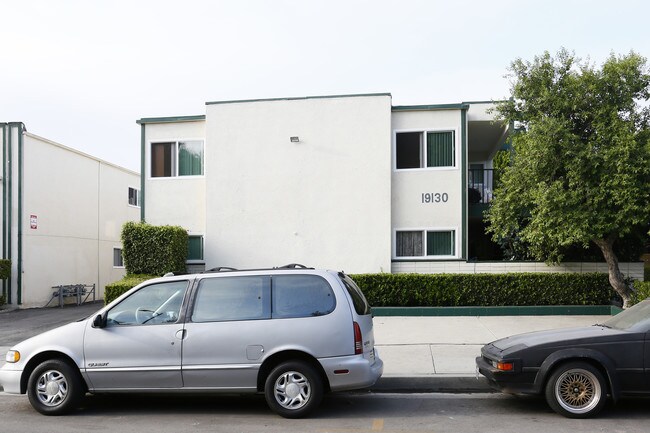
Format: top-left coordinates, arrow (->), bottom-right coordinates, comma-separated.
0,266 -> 383,418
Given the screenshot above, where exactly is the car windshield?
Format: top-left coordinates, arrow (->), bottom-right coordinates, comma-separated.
602,299 -> 650,331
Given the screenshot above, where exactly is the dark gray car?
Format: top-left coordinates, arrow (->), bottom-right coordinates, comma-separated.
477,299 -> 650,418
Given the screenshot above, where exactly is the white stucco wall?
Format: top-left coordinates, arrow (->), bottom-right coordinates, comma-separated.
143,120 -> 206,234
391,109 -> 464,259
204,95 -> 393,272
19,133 -> 139,306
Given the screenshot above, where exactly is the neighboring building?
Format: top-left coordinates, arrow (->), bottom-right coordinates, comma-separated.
1,123 -> 140,307
137,93 -> 644,279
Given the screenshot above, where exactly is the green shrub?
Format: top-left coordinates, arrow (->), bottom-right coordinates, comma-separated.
0,294 -> 5,307
104,274 -> 157,304
631,280 -> 650,305
122,222 -> 188,276
0,259 -> 10,280
349,273 -> 615,307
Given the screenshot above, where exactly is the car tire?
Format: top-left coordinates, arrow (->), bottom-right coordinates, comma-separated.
27,359 -> 84,415
264,361 -> 323,418
544,361 -> 607,418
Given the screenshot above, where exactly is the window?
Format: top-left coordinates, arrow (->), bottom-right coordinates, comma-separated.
192,276 -> 271,322
107,281 -> 188,326
113,248 -> 124,267
395,131 -> 455,169
272,275 -> 336,318
151,140 -> 204,178
187,236 -> 203,261
128,187 -> 140,207
395,230 -> 455,257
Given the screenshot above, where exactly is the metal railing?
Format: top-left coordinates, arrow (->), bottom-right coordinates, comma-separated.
468,168 -> 494,204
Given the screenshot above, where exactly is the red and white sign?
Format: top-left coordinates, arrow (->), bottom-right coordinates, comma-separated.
30,214 -> 37,230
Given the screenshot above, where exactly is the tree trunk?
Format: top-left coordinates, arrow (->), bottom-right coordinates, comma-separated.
593,237 -> 633,308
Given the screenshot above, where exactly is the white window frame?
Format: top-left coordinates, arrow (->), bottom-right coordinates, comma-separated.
393,227 -> 459,260
149,138 -> 205,179
113,247 -> 125,268
393,128 -> 459,172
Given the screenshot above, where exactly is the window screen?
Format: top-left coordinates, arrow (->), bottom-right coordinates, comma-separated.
427,131 -> 454,167
427,231 -> 454,256
396,231 -> 423,257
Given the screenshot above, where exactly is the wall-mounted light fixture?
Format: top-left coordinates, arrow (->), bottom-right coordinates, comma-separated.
290,136 -> 300,143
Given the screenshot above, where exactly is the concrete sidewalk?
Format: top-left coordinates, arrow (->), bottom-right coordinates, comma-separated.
0,303 -> 610,393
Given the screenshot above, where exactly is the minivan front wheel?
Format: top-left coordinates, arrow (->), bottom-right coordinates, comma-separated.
264,361 -> 323,418
27,359 -> 84,415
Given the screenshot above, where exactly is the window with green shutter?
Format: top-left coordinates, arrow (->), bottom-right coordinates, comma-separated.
188,236 -> 204,261
426,131 -> 454,167
426,231 -> 455,256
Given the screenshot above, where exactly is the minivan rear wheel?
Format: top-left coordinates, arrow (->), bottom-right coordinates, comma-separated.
264,361 -> 323,418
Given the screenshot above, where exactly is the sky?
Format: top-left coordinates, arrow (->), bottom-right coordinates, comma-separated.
1,0 -> 648,172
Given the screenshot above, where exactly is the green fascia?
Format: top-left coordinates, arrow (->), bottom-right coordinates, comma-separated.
461,108 -> 467,260
140,124 -> 145,222
392,103 -> 470,112
1,124 -> 5,300
206,93 -> 392,106
136,115 -> 205,125
461,100 -> 507,105
373,305 -> 622,317
6,124 -> 11,304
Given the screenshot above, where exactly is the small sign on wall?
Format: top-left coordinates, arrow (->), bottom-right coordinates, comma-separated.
30,214 -> 37,229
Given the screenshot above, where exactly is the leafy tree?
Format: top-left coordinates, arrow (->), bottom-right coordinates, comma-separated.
487,49 -> 650,308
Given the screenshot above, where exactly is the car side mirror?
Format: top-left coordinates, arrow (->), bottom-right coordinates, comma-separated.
93,313 -> 107,329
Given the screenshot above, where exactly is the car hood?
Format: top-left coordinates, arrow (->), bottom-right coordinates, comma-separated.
490,325 -> 631,354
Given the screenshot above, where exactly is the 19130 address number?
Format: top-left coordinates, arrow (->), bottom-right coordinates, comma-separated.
421,192 -> 449,203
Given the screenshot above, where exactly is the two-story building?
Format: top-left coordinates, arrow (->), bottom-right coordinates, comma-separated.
137,93 -> 644,279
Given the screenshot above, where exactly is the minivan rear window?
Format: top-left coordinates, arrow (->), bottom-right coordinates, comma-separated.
339,274 -> 371,316
272,275 -> 336,318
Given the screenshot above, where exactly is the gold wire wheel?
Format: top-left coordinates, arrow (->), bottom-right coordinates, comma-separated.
555,368 -> 601,414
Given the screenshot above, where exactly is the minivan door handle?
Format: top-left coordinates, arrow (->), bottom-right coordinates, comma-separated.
175,329 -> 187,340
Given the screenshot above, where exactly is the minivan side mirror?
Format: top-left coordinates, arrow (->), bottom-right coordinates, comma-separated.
93,313 -> 107,328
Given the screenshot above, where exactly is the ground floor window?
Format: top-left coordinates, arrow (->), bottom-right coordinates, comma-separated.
395,229 -> 455,258
128,187 -> 140,207
113,248 -> 124,267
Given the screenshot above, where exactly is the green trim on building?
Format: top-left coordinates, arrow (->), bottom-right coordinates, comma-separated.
1,124 -> 6,301
460,108 -> 467,260
373,305 -> 622,317
17,123 -> 23,305
206,93 -> 392,106
6,124 -> 12,304
140,124 -> 145,222
392,103 -> 470,112
136,115 -> 205,125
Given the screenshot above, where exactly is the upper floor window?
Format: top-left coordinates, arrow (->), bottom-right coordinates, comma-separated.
151,140 -> 204,177
128,187 -> 140,207
395,131 -> 455,169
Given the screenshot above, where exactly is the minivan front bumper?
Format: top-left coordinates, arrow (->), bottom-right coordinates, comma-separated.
320,351 -> 384,392
0,365 -> 23,394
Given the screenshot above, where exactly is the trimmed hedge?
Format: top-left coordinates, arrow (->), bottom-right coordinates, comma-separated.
104,274 -> 157,305
0,259 -> 10,280
349,273 -> 615,307
122,222 -> 188,276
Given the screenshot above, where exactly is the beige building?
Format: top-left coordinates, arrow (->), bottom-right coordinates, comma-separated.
1,123 -> 140,307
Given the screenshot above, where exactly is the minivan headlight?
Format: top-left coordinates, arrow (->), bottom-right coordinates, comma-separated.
5,350 -> 20,363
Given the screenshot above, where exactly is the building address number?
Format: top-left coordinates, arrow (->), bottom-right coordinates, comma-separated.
421,192 -> 449,203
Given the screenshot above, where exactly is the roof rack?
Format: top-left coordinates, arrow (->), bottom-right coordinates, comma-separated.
202,264 -> 314,273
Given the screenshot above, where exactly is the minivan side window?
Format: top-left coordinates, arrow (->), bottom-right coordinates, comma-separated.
106,280 -> 188,326
192,276 -> 271,322
272,275 -> 336,319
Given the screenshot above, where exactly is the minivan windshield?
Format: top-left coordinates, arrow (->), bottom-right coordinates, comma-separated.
602,299 -> 650,331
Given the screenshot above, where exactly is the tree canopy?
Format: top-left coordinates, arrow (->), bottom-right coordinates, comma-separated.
487,49 -> 650,307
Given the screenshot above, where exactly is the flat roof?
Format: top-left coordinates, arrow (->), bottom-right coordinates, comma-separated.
205,92 -> 392,106
136,115 -> 205,125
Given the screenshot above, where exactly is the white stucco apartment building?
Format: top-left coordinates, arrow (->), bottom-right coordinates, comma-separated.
1,123 -> 140,307
137,93 -> 644,279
